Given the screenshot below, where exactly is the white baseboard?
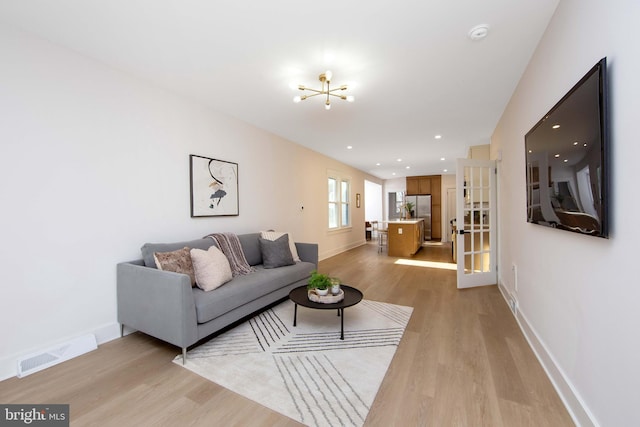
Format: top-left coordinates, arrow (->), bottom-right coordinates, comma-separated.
319,240 -> 366,261
497,284 -> 598,427
0,322 -> 121,382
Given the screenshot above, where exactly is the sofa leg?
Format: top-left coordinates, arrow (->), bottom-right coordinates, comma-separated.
182,348 -> 187,364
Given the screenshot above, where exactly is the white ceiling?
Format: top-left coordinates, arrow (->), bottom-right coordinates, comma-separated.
0,0 -> 559,179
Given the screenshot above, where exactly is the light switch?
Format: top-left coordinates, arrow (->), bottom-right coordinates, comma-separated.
398,228 -> 403,234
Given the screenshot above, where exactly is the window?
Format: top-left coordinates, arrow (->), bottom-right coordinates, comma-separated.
328,173 -> 351,230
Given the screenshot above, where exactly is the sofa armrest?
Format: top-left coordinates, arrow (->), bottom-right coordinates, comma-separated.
117,260 -> 198,349
295,242 -> 318,267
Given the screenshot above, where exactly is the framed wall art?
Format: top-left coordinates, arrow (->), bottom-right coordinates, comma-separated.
190,155 -> 239,217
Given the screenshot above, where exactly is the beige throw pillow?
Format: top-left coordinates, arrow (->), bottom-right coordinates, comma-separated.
260,231 -> 301,262
154,247 -> 196,287
190,246 -> 233,291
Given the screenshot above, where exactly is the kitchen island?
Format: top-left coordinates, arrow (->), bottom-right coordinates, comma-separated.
387,219 -> 424,257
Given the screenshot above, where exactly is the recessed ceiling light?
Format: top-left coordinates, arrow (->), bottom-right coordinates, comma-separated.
397,158 -> 402,162
392,172 -> 396,176
573,141 -> 579,146
347,145 -> 353,150
564,159 -> 568,163
376,162 -> 381,166
552,124 -> 561,129
554,154 -> 560,158
528,149 -> 532,153
468,24 -> 490,41
440,157 -> 445,161
406,166 -> 411,169
443,169 -> 448,173
583,143 -> 588,147
434,135 -> 442,140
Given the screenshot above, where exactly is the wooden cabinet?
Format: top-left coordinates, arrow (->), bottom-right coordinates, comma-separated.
430,175 -> 441,200
431,205 -> 442,240
406,177 -> 419,195
405,174 -> 442,240
431,175 -> 442,240
406,176 -> 431,195
388,220 -> 424,257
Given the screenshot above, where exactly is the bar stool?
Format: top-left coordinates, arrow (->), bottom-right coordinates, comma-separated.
373,222 -> 388,253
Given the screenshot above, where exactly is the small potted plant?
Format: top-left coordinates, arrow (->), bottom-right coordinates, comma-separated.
307,270 -> 331,296
404,201 -> 415,219
330,277 -> 341,295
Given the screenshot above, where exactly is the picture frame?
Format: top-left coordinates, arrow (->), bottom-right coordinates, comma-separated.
190,155 -> 239,217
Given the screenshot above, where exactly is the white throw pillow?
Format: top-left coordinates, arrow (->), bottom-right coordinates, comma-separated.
260,231 -> 301,262
190,246 -> 233,291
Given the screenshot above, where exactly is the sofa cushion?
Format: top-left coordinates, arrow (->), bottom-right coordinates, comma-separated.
259,235 -> 295,268
190,246 -> 233,291
141,238 -> 214,268
238,233 -> 262,266
260,230 -> 301,262
192,261 -> 315,323
153,247 -> 196,286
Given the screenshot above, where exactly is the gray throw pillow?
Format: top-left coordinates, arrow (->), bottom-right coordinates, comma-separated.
259,234 -> 294,269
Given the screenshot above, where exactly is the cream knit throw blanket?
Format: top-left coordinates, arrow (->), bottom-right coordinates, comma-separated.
205,233 -> 255,276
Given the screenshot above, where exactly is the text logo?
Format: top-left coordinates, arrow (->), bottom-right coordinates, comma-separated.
1,405 -> 69,426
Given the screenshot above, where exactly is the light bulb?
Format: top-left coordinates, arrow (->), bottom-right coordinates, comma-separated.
293,96 -> 301,103
325,102 -> 331,110
346,95 -> 355,102
325,70 -> 332,82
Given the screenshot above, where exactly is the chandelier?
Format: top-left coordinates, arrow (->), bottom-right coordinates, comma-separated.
293,70 -> 355,110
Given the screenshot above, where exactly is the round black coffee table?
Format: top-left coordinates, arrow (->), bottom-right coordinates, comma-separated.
289,285 -> 363,340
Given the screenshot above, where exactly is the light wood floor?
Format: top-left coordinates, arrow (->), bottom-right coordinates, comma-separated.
0,242 -> 573,426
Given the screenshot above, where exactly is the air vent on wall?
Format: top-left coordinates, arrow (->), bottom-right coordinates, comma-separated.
16,334 -> 97,378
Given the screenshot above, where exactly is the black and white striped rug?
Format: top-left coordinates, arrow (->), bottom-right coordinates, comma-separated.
174,299 -> 413,427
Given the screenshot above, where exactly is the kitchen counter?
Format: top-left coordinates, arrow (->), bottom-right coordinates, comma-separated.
387,219 -> 423,224
387,219 -> 424,257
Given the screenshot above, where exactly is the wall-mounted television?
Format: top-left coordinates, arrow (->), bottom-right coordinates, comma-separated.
525,58 -> 609,238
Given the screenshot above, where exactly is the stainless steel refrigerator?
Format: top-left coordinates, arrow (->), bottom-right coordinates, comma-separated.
405,195 -> 432,241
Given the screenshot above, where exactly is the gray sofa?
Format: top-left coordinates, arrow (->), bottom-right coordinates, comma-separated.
117,233 -> 318,362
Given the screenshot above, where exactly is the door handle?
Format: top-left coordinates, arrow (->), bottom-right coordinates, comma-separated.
458,230 -> 467,235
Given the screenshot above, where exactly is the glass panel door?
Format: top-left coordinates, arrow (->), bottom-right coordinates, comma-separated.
456,159 -> 497,288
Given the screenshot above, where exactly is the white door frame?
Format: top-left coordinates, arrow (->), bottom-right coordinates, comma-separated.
456,159 -> 497,288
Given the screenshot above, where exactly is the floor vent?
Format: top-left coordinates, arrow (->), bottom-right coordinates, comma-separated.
509,298 -> 518,315
17,334 -> 97,378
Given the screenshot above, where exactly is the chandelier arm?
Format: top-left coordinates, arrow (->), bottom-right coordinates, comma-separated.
300,87 -> 324,94
326,81 -> 330,105
327,92 -> 349,98
302,92 -> 324,99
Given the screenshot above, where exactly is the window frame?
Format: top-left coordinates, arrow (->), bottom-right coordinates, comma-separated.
328,171 -> 352,231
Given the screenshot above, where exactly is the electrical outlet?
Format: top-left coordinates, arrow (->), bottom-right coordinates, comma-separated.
398,228 -> 403,234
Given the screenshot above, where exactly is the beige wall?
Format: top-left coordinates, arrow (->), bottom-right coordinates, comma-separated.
0,24 -> 375,379
491,0 -> 640,425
